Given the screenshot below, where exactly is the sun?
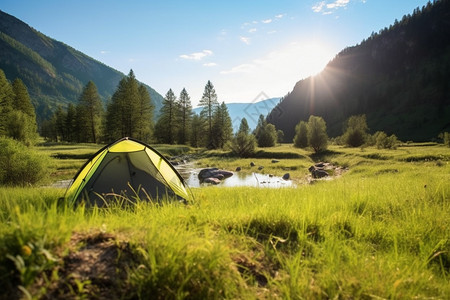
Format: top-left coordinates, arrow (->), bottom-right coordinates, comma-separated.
297,42 -> 334,77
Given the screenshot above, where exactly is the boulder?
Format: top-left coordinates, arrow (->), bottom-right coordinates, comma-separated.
235,166 -> 241,172
308,166 -> 328,178
198,168 -> 233,182
282,173 -> 290,180
271,159 -> 280,163
203,177 -> 221,185
250,162 -> 255,167
258,166 -> 264,170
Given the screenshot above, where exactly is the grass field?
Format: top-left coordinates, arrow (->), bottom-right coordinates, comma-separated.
1,142 -> 449,299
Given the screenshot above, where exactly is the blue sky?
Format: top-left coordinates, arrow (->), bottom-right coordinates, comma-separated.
2,0 -> 430,106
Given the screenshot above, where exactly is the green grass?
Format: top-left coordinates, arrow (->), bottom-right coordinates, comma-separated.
1,143 -> 449,299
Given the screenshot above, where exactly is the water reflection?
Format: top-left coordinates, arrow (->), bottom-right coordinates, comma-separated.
178,167 -> 294,188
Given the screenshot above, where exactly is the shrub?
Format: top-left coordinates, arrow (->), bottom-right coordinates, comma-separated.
229,132 -> 257,158
373,131 -> 399,149
0,137 -> 50,186
293,121 -> 308,148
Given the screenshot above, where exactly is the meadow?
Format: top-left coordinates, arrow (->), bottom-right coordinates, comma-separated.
0,142 -> 449,299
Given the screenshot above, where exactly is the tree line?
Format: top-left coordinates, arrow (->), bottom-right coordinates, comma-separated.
39,70 -> 283,151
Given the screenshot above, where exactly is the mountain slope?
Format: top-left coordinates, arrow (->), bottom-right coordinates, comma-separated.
0,10 -> 163,123
267,0 -> 450,142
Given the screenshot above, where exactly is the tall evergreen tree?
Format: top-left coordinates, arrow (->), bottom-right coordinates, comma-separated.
135,84 -> 154,143
54,106 -> 67,142
177,88 -> 193,145
154,89 -> 177,144
0,70 -> 14,136
105,70 -> 140,141
77,81 -> 104,143
199,80 -> 219,147
66,103 -> 78,142
9,78 -> 38,144
230,118 -> 257,157
211,102 -> 233,149
190,114 -> 205,147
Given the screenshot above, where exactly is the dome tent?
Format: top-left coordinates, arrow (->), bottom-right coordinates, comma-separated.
65,137 -> 191,206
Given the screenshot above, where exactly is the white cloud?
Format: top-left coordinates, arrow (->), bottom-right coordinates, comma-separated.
100,50 -> 109,54
267,30 -> 277,35
327,0 -> 349,9
179,50 -> 213,60
312,1 -> 326,12
239,36 -> 251,45
275,14 -> 285,19
312,0 -> 350,14
203,62 -> 217,67
261,19 -> 272,24
249,28 -> 257,33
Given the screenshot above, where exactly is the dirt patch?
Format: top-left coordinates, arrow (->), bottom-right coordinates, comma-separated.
38,231 -> 137,300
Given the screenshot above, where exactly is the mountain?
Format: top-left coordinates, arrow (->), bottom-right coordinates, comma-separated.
0,10 -> 164,124
193,97 -> 281,132
267,0 -> 450,142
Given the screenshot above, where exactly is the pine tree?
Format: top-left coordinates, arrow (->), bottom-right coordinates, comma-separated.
177,88 -> 193,145
9,78 -> 38,144
199,80 -> 219,147
105,70 -> 140,141
135,84 -> 154,143
77,81 -> 104,143
211,102 -> 233,149
0,69 -> 14,136
66,103 -> 78,142
230,118 -> 257,157
154,89 -> 177,144
54,106 -> 67,142
190,114 -> 205,147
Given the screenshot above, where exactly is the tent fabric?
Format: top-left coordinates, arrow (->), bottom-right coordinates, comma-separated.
65,137 -> 191,206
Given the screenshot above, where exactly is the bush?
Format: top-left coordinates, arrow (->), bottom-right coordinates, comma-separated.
293,121 -> 308,148
229,132 -> 257,157
0,137 -> 50,186
373,131 -> 399,149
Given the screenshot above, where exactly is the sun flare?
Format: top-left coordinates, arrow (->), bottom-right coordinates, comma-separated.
296,42 -> 333,77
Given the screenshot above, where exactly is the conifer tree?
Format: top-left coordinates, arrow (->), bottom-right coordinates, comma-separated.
9,78 -> 38,144
211,102 -> 233,149
199,80 -> 219,147
190,114 -> 205,147
135,84 -> 154,143
154,89 -> 177,144
230,117 -> 257,157
0,70 -> 14,136
66,103 -> 78,142
105,70 -> 140,141
177,88 -> 192,145
77,81 -> 103,143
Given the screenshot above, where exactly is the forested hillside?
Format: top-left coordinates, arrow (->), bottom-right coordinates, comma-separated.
0,10 -> 163,124
267,0 -> 450,142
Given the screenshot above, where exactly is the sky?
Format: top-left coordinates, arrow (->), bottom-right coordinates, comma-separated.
1,0 -> 431,107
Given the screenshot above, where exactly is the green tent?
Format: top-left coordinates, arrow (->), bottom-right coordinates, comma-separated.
65,137 -> 191,206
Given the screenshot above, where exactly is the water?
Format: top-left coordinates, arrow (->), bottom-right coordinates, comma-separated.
178,166 -> 294,188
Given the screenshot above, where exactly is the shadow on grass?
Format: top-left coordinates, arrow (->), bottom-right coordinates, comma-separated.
308,149 -> 343,162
